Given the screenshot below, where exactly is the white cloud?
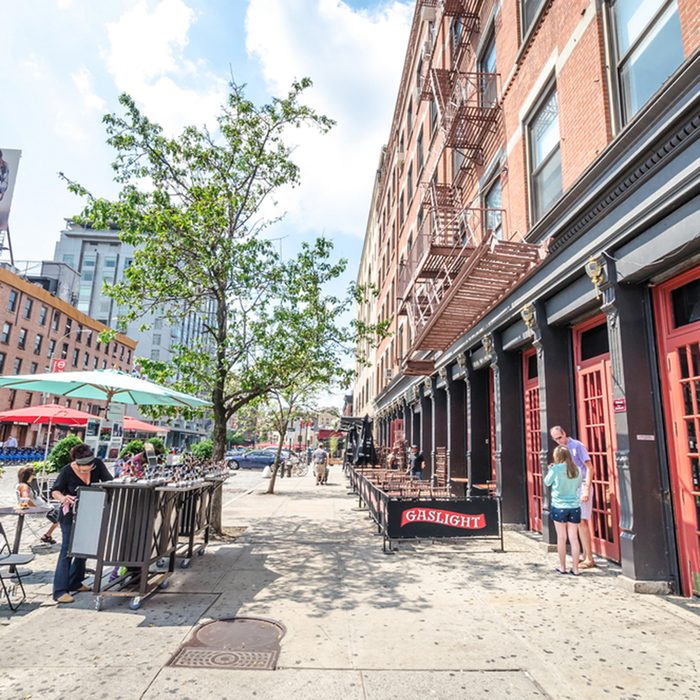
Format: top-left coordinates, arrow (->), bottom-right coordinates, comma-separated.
104,0 -> 227,133
72,68 -> 107,113
245,0 -> 413,238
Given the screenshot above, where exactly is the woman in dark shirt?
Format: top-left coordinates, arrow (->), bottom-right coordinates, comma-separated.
51,443 -> 112,604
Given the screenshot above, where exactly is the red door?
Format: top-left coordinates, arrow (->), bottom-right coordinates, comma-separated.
523,348 -> 543,532
653,268 -> 700,596
574,316 -> 620,562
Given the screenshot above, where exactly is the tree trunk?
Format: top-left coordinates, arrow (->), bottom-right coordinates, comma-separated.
266,418 -> 289,494
210,389 -> 228,534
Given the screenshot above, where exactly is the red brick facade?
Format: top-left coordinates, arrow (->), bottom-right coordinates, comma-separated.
0,267 -> 137,445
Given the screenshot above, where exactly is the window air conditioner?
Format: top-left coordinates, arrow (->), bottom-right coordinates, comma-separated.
421,6 -> 436,23
385,368 -> 393,380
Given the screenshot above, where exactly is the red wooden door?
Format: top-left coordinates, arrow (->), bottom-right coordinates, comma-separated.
574,317 -> 620,562
653,268 -> 700,596
523,348 -> 543,532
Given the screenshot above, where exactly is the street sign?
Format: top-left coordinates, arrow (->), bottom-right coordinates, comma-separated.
50,358 -> 67,373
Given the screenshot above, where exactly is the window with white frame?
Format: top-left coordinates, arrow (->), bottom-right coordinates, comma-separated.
483,175 -> 503,240
521,0 -> 546,37
609,0 -> 683,124
479,32 -> 497,107
527,87 -> 562,222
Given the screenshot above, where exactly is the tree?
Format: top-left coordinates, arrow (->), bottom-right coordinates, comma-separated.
65,79 -> 333,465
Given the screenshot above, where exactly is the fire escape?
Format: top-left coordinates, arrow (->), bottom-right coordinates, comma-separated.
399,1 -> 544,375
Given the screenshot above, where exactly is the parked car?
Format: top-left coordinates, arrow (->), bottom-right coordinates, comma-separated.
227,449 -> 284,470
261,447 -> 297,461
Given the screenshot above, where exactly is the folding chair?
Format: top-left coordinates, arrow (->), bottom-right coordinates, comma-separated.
0,522 -> 35,612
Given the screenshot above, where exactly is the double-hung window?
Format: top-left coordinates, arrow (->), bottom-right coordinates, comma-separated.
609,0 -> 683,124
483,176 -> 503,240
528,87 -> 562,222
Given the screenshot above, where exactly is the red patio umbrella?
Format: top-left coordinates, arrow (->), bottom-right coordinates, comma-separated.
123,416 -> 169,434
0,402 -> 95,463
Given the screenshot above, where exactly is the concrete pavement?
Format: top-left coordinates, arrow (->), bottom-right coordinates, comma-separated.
0,465 -> 698,699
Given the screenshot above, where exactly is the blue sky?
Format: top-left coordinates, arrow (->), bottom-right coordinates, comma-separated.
3,0 -> 413,282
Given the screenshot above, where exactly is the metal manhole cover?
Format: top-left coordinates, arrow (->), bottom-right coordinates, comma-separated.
168,617 -> 286,670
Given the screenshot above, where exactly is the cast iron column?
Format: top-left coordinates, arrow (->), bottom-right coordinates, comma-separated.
446,363 -> 467,481
420,379 -> 433,478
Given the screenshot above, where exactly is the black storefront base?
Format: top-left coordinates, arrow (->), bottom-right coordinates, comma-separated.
348,467 -> 503,553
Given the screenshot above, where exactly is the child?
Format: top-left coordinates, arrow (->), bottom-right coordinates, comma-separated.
16,466 -> 58,544
544,445 -> 582,576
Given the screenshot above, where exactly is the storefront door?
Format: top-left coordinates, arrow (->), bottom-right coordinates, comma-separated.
574,316 -> 620,562
654,268 -> 700,596
523,348 -> 542,532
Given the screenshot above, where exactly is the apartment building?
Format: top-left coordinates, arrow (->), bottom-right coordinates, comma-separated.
356,0 -> 700,596
0,264 -> 136,445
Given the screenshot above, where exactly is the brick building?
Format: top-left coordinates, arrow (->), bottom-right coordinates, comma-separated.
0,265 -> 137,446
355,1 -> 700,595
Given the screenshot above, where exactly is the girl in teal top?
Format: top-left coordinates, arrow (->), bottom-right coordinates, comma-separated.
544,445 -> 582,575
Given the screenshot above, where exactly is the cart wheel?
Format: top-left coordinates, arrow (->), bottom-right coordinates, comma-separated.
95,596 -> 104,612
129,597 -> 142,611
180,558 -> 191,569
197,547 -> 206,557
156,558 -> 167,569
158,579 -> 169,590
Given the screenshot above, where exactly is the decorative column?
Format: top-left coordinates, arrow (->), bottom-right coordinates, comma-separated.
492,332 -> 527,523
411,385 -> 421,447
468,346 -> 492,488
448,355 -> 467,481
420,377 -> 433,478
597,258 -> 673,591
521,301 -> 570,546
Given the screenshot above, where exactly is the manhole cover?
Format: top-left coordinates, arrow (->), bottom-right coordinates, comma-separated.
168,617 -> 286,670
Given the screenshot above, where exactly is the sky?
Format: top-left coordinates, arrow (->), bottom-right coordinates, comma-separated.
2,0 -> 413,276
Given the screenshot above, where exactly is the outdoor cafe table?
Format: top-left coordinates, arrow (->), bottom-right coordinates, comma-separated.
0,505 -> 50,574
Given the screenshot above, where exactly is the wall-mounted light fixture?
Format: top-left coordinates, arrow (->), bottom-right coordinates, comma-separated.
585,256 -> 605,299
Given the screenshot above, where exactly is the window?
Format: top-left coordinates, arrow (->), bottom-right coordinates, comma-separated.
406,98 -> 413,135
528,87 -> 562,222
62,253 -> 75,267
153,334 -> 161,347
154,318 -> 162,330
484,176 -> 503,240
0,352 -> 5,373
479,32 -> 497,107
150,349 -> 160,361
1,322 -> 11,344
76,401 -> 82,411
8,390 -> 16,408
126,349 -> 131,364
51,310 -> 60,331
22,298 -> 33,320
38,306 -> 47,326
61,343 -> 68,359
85,330 -> 92,347
48,339 -> 56,358
102,359 -> 107,369
24,392 -> 32,407
17,328 -> 27,350
671,277 -> 700,328
83,351 -> 90,367
64,318 -> 72,337
33,333 -> 43,355
7,290 -> 18,312
12,358 -> 22,374
119,345 -> 125,360
610,0 -> 683,123
30,362 -> 38,374
521,0 -> 546,37
416,126 -> 424,173
76,324 -> 83,342
430,99 -> 438,134
93,356 -> 99,369
407,164 -> 414,204
72,348 -> 79,367
451,17 -> 464,55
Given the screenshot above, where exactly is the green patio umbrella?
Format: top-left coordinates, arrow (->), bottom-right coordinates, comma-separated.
0,369 -> 209,409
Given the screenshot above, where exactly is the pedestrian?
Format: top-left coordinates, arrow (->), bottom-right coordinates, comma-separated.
386,448 -> 398,470
544,445 -> 582,575
550,426 -> 595,569
51,443 -> 113,604
407,445 -> 424,480
312,442 -> 329,485
5,435 -> 18,448
16,467 -> 58,544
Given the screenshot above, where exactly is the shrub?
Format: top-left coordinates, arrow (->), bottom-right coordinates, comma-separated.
148,436 -> 166,455
119,439 -> 144,459
191,439 -> 213,459
32,460 -> 57,474
48,435 -> 83,471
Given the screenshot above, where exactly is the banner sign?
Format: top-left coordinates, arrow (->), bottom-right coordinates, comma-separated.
387,498 -> 500,539
0,148 -> 21,232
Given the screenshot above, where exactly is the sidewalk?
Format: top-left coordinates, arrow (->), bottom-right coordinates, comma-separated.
0,468 -> 699,699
